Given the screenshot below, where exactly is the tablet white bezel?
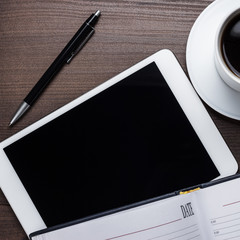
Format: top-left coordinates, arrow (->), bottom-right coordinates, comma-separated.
0,49 -> 238,236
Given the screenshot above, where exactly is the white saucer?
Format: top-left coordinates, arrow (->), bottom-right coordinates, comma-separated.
186,0 -> 240,120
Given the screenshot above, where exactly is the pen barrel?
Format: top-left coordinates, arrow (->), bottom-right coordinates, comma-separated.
24,23 -> 95,106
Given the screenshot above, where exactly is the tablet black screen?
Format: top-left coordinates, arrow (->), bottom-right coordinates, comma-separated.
4,62 -> 219,227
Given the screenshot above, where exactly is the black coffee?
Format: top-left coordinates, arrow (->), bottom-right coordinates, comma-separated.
221,14 -> 240,77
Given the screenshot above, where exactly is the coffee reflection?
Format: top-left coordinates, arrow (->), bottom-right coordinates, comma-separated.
222,15 -> 240,77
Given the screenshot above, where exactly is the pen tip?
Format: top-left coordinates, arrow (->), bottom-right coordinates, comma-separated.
9,101 -> 30,127
95,10 -> 101,17
9,117 -> 16,127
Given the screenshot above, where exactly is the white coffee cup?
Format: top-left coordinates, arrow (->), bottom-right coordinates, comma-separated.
215,9 -> 240,92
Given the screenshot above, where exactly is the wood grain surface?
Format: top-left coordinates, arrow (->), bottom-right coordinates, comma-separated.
1,0 -> 240,239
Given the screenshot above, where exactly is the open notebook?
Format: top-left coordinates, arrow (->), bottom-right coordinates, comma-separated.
31,174 -> 240,240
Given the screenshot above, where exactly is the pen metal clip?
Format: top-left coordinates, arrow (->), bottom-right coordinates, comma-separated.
66,29 -> 94,64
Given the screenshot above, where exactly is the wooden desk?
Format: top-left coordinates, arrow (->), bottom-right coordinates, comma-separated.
1,0 -> 240,239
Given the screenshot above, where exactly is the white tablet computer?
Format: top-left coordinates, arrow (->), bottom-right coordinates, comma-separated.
0,49 -> 238,236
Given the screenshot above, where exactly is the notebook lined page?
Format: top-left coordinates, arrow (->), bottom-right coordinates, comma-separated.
197,178 -> 240,240
32,194 -> 202,240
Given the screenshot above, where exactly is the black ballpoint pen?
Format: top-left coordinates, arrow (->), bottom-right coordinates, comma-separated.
9,10 -> 101,126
